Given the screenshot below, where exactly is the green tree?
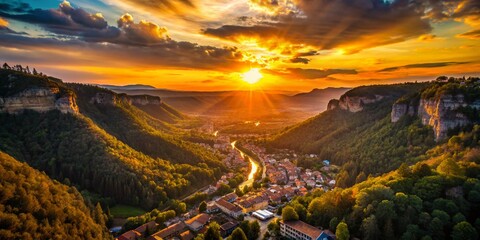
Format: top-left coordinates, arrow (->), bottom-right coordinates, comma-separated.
362,215 -> 380,240
282,206 -> 299,221
204,222 -> 222,240
437,158 -> 463,176
199,201 -> 207,213
336,221 -> 350,240
451,221 -> 478,240
228,228 -> 248,240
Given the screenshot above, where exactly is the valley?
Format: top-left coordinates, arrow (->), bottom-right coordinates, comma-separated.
1,66 -> 480,240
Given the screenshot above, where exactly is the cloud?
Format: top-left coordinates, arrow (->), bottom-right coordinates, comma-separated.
288,57 -> 309,64
0,31 -> 254,71
418,34 -> 436,41
0,1 -> 121,41
0,2 -> 256,71
457,29 -> 480,39
203,0 -> 432,53
112,0 -> 195,14
265,67 -> 358,79
378,62 -> 469,72
421,0 -> 480,26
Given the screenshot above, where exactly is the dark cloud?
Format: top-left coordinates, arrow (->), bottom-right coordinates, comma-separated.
288,57 -> 309,64
265,68 -> 358,79
204,0 -> 432,53
378,62 -> 469,72
457,29 -> 480,39
421,0 -> 480,24
0,2 -> 255,71
0,1 -> 120,41
294,51 -> 318,57
0,31 -> 252,71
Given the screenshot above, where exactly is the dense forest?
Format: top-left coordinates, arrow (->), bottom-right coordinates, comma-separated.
269,83 -> 435,186
273,125 -> 480,239
0,69 -> 225,210
0,151 -> 111,239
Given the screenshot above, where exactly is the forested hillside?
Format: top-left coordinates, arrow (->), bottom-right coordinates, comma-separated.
270,83 -> 434,186
278,125 -> 480,239
0,69 -> 224,210
0,151 -> 110,239
70,84 -> 222,168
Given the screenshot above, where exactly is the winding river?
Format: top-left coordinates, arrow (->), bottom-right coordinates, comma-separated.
231,140 -> 260,188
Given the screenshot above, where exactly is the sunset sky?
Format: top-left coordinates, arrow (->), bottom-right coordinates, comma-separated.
0,0 -> 479,91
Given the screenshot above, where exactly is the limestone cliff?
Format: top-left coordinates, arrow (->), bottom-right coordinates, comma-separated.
327,99 -> 339,111
337,95 -> 384,112
0,88 -> 78,114
90,92 -> 161,106
391,94 -> 480,141
130,95 -> 161,106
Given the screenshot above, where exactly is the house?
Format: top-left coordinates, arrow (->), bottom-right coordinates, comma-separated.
116,230 -> 141,240
237,195 -> 269,213
147,222 -> 187,240
279,220 -> 334,240
215,199 -> 243,218
185,213 -> 210,232
134,221 -> 158,237
222,192 -> 238,203
220,221 -> 239,237
179,230 -> 195,240
206,202 -> 220,214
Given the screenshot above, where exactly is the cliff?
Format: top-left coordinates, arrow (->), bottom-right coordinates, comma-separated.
392,94 -> 480,140
0,87 -> 78,114
130,95 -> 161,106
89,92 -> 161,106
338,95 -> 384,112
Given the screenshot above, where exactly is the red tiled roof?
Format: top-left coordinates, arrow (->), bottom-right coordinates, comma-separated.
216,199 -> 242,212
282,220 -> 323,239
134,221 -> 158,235
116,230 -> 141,240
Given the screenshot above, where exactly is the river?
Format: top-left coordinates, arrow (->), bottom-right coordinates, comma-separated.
231,140 -> 261,188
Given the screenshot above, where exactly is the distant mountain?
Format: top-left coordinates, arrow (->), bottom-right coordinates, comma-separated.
100,84 -> 157,90
105,87 -> 350,120
292,87 -> 350,98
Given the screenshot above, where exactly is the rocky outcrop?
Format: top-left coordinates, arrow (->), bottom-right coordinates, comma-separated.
130,95 -> 161,106
337,95 -> 384,112
327,99 -> 339,111
90,92 -> 117,105
90,92 -> 161,106
391,102 -> 418,122
0,88 -> 78,114
391,94 -> 480,141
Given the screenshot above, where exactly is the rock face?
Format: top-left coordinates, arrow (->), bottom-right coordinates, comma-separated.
327,99 -> 339,111
0,88 -> 78,114
337,95 -> 384,112
90,92 -> 161,106
130,95 -> 161,106
391,102 -> 418,122
391,94 -> 480,141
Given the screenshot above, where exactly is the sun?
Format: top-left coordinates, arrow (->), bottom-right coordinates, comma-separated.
241,68 -> 262,84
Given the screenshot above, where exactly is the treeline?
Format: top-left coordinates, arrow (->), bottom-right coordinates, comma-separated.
0,151 -> 111,239
276,125 -> 480,239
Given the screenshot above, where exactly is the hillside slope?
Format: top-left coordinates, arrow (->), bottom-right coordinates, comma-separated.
0,69 -> 223,209
282,125 -> 480,239
270,83 -> 433,184
0,151 -> 110,239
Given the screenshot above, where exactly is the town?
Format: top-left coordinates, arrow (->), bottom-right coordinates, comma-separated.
115,129 -> 338,240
